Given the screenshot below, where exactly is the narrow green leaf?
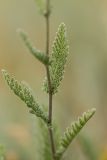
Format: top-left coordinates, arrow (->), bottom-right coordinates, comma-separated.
56,108 -> 96,159
18,29 -> 50,65
43,23 -> 69,94
2,69 -> 48,124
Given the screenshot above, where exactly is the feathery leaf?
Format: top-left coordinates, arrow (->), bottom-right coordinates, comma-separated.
18,29 -> 50,65
56,108 -> 96,159
43,23 -> 69,94
2,69 -> 48,124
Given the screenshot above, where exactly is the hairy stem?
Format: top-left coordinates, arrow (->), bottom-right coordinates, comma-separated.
44,0 -> 56,159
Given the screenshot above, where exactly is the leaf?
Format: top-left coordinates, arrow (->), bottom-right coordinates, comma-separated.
18,29 -> 50,65
56,108 -> 96,159
2,69 -> 48,124
43,23 -> 69,94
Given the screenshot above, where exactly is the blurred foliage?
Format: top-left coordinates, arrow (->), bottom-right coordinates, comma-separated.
0,145 -> 5,160
79,134 -> 98,160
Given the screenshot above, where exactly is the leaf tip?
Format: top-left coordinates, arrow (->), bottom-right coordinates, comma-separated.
90,108 -> 96,116
1,69 -> 7,77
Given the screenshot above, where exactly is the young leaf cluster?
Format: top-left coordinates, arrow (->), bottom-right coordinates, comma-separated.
56,108 -> 96,159
1,21 -> 96,159
2,70 -> 48,124
43,23 -> 69,94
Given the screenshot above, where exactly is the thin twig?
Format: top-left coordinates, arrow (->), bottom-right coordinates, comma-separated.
44,0 -> 56,159
45,0 -> 50,56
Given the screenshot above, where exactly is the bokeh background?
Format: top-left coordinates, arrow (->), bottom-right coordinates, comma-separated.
0,0 -> 107,159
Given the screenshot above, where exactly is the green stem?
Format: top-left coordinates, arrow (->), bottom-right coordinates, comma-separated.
44,0 -> 56,159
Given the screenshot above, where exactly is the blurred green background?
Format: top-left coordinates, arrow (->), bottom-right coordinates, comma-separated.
0,0 -> 107,159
